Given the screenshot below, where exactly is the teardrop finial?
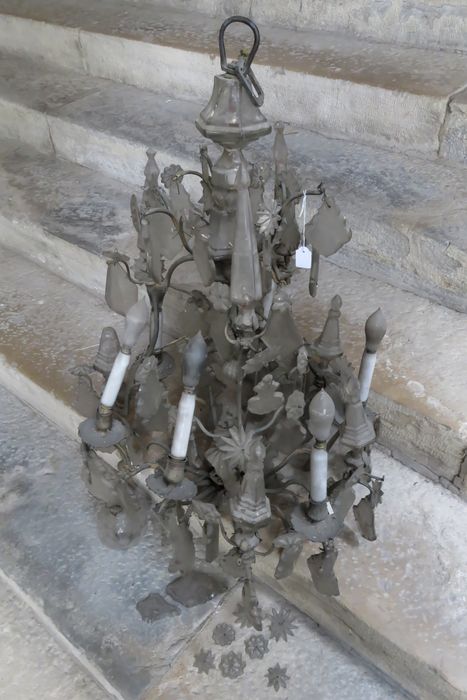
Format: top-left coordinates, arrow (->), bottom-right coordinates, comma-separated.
182,331 -> 208,389
308,389 -> 336,442
314,295 -> 343,359
94,327 -> 120,376
365,308 -> 387,352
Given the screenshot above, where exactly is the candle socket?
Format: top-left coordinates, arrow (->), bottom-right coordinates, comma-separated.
163,455 -> 186,485
307,498 -> 329,522
95,403 -> 113,432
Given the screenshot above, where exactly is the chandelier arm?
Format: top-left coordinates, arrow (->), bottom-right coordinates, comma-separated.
164,254 -> 194,290
219,519 -> 237,546
123,464 -> 155,481
267,446 -> 312,476
271,503 -> 290,529
146,439 -> 171,454
116,259 -> 140,286
176,170 -> 213,191
279,186 -> 325,215
115,442 -> 134,469
252,406 -> 283,435
193,416 -> 218,439
143,208 -> 192,254
176,217 -> 193,254
224,321 -> 240,346
145,286 -> 165,356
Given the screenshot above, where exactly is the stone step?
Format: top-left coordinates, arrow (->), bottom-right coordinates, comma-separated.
0,139 -> 466,491
0,251 -> 466,700
0,384 -> 225,700
0,386 -> 405,700
2,72 -> 467,317
0,161 -> 466,483
128,0 -> 467,53
0,573 -> 111,700
0,0 -> 466,161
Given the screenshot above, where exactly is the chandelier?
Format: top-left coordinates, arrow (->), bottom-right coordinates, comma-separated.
77,16 -> 387,623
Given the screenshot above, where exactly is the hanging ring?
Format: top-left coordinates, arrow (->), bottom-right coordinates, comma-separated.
219,16 -> 260,74
218,16 -> 264,107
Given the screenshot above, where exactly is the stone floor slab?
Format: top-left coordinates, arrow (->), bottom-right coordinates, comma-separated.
0,385 -> 228,699
155,584 -> 406,700
0,574 -> 111,700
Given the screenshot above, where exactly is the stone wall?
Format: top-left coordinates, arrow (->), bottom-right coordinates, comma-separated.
152,0 -> 467,52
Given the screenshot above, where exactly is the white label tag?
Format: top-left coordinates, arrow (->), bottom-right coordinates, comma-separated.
295,246 -> 312,269
326,501 -> 334,515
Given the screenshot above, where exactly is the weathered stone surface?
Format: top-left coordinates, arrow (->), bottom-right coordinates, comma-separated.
2,95 -> 467,312
440,88 -> 467,167
0,139 -> 133,294
137,0 -> 467,53
0,0 -> 466,156
0,574 -> 110,700
0,385 -> 226,699
257,449 -> 467,700
155,583 -> 405,700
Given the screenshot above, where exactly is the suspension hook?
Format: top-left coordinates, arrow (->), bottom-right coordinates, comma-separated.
218,16 -> 264,107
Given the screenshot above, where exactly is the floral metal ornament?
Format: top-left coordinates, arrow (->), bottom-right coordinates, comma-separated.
266,663 -> 290,692
219,650 -> 246,679
76,16 -> 387,621
212,622 -> 236,647
269,607 -> 298,643
245,633 -> 269,660
193,648 -> 216,675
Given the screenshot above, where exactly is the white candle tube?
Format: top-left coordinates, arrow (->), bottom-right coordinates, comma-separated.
171,391 -> 196,459
100,351 -> 131,408
310,446 -> 328,503
358,350 -> 377,402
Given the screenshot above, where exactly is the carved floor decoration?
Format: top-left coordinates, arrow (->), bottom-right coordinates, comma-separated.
157,583 -> 405,700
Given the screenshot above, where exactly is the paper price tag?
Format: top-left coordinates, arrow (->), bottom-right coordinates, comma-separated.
295,245 -> 312,269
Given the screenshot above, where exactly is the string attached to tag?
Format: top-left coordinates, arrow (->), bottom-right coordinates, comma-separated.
295,190 -> 312,269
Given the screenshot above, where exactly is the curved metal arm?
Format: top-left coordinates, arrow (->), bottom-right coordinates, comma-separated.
252,406 -> 283,435
267,445 -> 312,476
193,416 -> 218,440
164,254 -> 194,290
143,208 -> 192,254
279,185 -> 325,215
175,169 -> 213,191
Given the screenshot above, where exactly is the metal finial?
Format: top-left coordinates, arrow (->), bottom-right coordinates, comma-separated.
315,294 -> 343,359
